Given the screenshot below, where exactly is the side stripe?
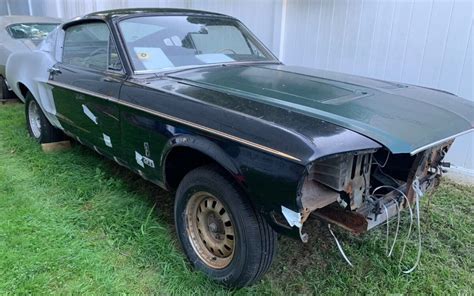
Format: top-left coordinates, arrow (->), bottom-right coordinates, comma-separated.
47,80 -> 302,162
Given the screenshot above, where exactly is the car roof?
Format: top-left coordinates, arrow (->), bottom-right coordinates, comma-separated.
0,15 -> 61,27
82,7 -> 230,21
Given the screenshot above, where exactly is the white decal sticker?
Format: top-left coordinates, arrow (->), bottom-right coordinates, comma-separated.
133,47 -> 174,69
135,151 -> 155,169
103,134 -> 112,148
144,142 -> 150,157
171,35 -> 182,46
135,151 -> 145,168
163,38 -> 173,46
82,104 -> 97,124
142,156 -> 155,168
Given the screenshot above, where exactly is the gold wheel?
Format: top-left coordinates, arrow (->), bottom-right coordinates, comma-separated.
185,191 -> 235,269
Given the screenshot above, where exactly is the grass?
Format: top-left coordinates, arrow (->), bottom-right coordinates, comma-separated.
0,103 -> 472,295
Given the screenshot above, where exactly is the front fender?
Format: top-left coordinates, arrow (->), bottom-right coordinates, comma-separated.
160,134 -> 242,184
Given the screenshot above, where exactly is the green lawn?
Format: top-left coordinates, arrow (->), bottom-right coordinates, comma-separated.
0,103 -> 472,295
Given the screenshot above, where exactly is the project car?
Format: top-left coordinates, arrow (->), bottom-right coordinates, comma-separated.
0,16 -> 60,100
6,8 -> 474,287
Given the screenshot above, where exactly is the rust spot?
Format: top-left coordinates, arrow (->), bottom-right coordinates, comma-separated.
406,141 -> 452,203
313,206 -> 368,235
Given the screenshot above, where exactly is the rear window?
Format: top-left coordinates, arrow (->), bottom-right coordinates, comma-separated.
7,23 -> 59,39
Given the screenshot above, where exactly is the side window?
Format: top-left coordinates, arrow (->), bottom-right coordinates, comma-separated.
108,35 -> 123,71
63,22 -> 122,72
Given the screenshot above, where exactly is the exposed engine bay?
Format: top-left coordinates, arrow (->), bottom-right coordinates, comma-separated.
296,141 -> 452,236
285,141 -> 453,271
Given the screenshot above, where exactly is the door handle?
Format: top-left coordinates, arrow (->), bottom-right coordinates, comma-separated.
48,67 -> 61,75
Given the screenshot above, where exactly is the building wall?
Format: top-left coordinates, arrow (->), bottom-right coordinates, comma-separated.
281,0 -> 473,171
1,0 -> 472,171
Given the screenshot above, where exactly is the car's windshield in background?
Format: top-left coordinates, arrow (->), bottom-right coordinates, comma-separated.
7,23 -> 59,39
119,16 -> 277,73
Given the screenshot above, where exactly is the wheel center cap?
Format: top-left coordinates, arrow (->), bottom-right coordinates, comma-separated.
209,222 -> 217,232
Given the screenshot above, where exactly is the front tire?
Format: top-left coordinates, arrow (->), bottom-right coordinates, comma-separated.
175,165 -> 277,288
25,92 -> 63,143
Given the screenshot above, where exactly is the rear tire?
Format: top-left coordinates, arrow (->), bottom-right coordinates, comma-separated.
0,76 -> 15,100
175,165 -> 277,288
25,92 -> 64,143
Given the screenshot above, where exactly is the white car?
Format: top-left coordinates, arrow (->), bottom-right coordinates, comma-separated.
0,16 -> 60,100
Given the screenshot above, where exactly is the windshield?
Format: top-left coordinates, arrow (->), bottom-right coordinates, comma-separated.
119,16 -> 277,73
7,23 -> 59,39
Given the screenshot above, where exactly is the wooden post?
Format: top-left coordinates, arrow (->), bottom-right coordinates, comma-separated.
41,141 -> 71,153
0,98 -> 21,105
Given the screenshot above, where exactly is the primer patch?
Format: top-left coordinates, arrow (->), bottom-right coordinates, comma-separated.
103,134 -> 112,148
82,104 -> 97,124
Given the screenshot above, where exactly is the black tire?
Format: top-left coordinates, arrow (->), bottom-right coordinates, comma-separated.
175,165 -> 277,288
25,92 -> 64,143
0,76 -> 15,100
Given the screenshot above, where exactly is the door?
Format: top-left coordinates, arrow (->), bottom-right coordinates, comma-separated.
50,21 -> 125,159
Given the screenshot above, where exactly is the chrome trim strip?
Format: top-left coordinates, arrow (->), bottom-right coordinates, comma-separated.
47,80 -> 301,162
410,128 -> 474,155
48,80 -> 118,102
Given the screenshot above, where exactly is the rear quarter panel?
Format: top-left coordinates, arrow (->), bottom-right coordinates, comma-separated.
6,50 -> 62,128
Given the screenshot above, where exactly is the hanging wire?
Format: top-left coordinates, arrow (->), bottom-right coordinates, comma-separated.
380,198 -> 401,257
387,197 -> 400,257
402,178 -> 423,274
375,166 -> 402,186
372,150 -> 391,167
328,224 -> 353,267
382,203 -> 390,254
327,180 -> 423,273
371,185 -> 412,259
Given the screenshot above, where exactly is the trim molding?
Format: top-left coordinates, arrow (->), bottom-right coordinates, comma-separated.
47,80 -> 301,162
410,129 -> 474,155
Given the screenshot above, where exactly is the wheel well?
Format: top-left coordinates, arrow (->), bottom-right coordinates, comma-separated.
18,83 -> 29,98
164,147 -> 231,190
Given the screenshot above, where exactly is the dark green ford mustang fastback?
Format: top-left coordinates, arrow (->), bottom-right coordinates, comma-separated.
6,8 -> 473,287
